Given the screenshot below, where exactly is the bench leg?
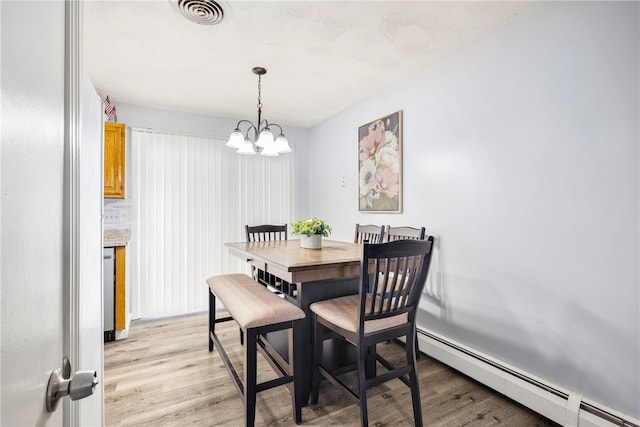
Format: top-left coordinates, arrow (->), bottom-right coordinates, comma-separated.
310,314 -> 323,405
291,319 -> 304,424
209,291 -> 216,352
244,328 -> 257,427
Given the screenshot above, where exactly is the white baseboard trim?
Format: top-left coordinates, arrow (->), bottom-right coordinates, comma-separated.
417,328 -> 639,427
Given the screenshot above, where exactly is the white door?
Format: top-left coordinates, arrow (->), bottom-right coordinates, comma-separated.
0,1 -> 103,425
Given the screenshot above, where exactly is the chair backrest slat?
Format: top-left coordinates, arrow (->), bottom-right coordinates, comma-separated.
245,224 -> 288,242
385,226 -> 426,242
354,224 -> 385,244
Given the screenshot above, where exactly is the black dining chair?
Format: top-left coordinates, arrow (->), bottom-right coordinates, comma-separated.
374,228 -> 430,321
245,224 -> 288,286
241,224 -> 289,344
354,224 -> 385,244
310,237 -> 434,427
245,224 -> 288,242
385,225 -> 427,358
385,225 -> 426,242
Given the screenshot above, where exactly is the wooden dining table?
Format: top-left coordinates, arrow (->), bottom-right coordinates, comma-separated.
225,239 -> 365,403
226,239 -> 362,283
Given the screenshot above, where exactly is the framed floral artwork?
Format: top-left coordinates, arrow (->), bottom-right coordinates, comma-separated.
358,110 -> 402,213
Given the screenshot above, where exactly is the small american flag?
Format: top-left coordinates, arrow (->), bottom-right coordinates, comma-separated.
103,96 -> 116,122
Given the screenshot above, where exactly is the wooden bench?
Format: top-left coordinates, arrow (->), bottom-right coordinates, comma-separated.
206,273 -> 306,427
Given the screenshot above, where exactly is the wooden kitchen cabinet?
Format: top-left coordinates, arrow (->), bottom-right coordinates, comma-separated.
104,122 -> 126,198
115,246 -> 126,330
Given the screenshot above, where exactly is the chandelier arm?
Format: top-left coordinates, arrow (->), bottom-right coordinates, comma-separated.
235,119 -> 256,129
269,123 -> 285,136
258,119 -> 271,132
235,120 -> 259,141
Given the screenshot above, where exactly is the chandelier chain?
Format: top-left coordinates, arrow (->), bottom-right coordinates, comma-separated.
257,74 -> 263,111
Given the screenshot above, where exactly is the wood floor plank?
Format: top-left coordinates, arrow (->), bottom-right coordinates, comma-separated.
105,313 -> 559,426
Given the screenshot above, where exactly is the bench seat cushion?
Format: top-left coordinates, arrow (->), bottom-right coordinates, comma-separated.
207,274 -> 305,329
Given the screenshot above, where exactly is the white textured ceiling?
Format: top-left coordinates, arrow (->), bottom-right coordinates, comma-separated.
84,1 -> 535,128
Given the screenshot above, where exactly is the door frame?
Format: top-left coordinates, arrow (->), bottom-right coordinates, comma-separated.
63,1 -> 85,424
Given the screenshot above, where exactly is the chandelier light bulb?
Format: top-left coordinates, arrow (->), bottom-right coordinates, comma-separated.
260,140 -> 280,156
226,129 -> 244,148
256,129 -> 274,148
274,135 -> 291,153
237,138 -> 256,155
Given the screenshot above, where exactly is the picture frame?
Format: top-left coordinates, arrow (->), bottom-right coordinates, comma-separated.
358,110 -> 402,213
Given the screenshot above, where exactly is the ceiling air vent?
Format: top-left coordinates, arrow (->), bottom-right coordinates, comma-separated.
171,0 -> 229,25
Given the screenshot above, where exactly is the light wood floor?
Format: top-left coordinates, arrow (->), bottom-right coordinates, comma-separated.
104,313 -> 558,426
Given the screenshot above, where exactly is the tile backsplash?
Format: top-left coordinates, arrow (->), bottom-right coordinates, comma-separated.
104,198 -> 132,229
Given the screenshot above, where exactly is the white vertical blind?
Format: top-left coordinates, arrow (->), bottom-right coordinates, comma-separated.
129,129 -> 294,318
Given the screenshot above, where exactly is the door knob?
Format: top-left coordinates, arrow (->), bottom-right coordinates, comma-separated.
46,357 -> 100,412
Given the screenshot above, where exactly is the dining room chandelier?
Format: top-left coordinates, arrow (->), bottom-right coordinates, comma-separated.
225,67 -> 291,156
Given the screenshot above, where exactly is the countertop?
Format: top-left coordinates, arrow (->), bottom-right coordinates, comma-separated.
104,228 -> 132,247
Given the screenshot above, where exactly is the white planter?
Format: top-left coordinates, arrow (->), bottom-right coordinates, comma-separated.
300,234 -> 322,249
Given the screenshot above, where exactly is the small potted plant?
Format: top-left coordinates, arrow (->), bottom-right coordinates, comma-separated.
291,217 -> 332,249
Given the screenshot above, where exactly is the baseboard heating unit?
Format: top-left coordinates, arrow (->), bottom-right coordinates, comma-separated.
417,328 -> 640,427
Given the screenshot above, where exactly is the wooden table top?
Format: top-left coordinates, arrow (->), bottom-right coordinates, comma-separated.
225,239 -> 363,283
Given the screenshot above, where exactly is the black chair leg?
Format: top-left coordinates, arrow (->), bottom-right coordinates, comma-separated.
407,332 -> 423,427
357,343 -> 369,427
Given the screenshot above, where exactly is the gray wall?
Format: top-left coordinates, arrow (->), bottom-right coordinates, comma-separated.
305,1 -> 639,417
